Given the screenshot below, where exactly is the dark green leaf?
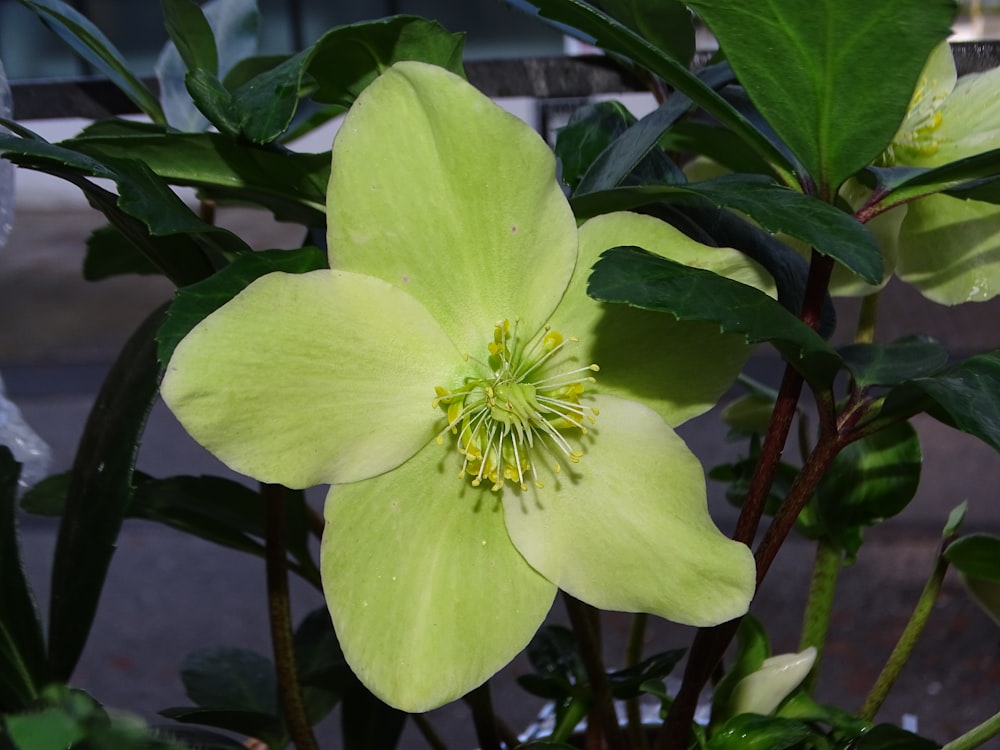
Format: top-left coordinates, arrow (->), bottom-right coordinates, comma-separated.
511,0 -> 797,185
519,743 -> 577,750
573,175 -> 883,283
157,246 -> 327,365
132,475 -> 322,588
84,224 -> 162,280
341,681 -> 407,750
660,121 -> 774,176
945,534 -> 1000,581
839,336 -> 950,388
594,0 -> 694,66
517,673 -> 575,700
524,625 -> 584,683
65,126 -> 329,225
159,707 -> 285,745
706,714 -> 814,750
148,725 -> 249,749
588,246 -> 843,386
18,0 -> 165,122
881,351 -> 1000,454
185,68 -> 242,137
0,449 -> 47,711
162,0 -> 218,75
684,0 -> 955,194
19,471 -> 70,517
608,649 -> 685,699
864,150 -> 1000,211
814,422 -> 921,558
576,63 -> 734,194
848,723 -> 940,750
46,306 -> 166,682
557,100 -> 685,193
157,0 -> 260,132
181,647 -> 277,714
305,16 -> 466,109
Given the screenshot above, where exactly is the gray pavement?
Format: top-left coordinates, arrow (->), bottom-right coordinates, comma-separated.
2,207 -> 999,748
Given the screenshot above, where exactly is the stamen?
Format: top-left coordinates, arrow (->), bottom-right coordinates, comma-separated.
434,318 -> 598,491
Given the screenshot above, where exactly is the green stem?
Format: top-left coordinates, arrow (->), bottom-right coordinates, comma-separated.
625,613 -> 649,750
941,709 -> 1000,750
798,538 -> 842,692
859,544 -> 950,722
563,594 -> 626,750
262,483 -> 319,750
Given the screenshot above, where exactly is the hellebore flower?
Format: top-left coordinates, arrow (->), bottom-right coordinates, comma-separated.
161,62 -> 767,711
870,41 -> 1000,303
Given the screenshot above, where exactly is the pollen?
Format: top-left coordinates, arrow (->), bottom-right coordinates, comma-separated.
433,319 -> 598,491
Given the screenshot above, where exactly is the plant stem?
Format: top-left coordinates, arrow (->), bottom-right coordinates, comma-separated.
941,709 -> 1000,750
412,714 -> 449,750
464,682 -> 502,750
262,483 -> 319,750
798,538 -> 842,692
563,593 -> 627,750
859,542 -> 951,722
625,613 -> 649,750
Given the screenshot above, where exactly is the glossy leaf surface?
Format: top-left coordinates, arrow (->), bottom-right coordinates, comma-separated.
685,0 -> 955,194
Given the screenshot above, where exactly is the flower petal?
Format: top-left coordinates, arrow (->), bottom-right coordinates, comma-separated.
896,194 -> 1000,304
161,270 -> 461,487
327,61 -> 578,353
502,394 -> 756,626
321,438 -> 556,712
551,212 -> 774,427
730,648 -> 816,717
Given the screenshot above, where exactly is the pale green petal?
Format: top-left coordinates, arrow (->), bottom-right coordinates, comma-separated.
896,194 -> 1000,304
321,438 -> 556,712
502,395 -> 755,626
730,648 -> 816,717
550,212 -> 774,427
929,68 -> 1000,164
890,40 -> 957,165
327,61 -> 578,354
161,270 -> 461,487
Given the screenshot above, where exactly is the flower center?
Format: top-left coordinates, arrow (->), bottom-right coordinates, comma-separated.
433,319 -> 599,491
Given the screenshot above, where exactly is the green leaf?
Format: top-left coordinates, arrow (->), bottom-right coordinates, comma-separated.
594,0 -> 694,66
706,714 -> 814,750
587,246 -> 843,386
181,647 -> 277,713
814,422 -> 921,558
848,723 -> 941,750
132,475 -> 322,588
19,471 -> 70,517
0,131 -> 232,285
864,149 -> 1000,212
0,449 -> 47,711
18,0 -> 165,122
64,124 -> 328,225
184,68 -> 242,137
881,351 -> 1000,454
607,649 -> 685,699
157,0 -> 260,132
46,306 -> 166,682
943,501 -> 967,538
83,224 -> 162,280
572,175 -> 883,283
945,534 -> 1000,581
839,336 -> 950,388
575,62 -> 735,194
157,246 -> 327,365
512,0 -> 798,185
159,707 -> 285,746
162,0 -> 218,75
684,0 -> 956,195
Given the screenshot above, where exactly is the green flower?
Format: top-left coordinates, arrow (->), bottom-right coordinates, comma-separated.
161,62 -> 767,711
872,41 -> 1000,303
